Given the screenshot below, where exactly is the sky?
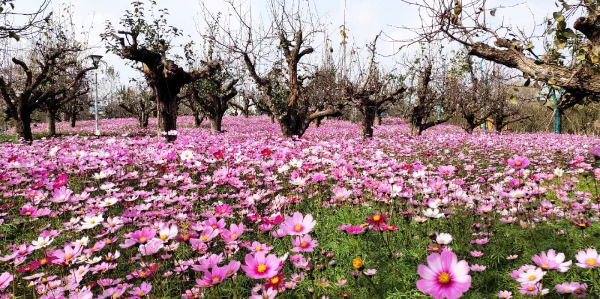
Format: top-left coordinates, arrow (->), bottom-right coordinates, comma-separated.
15,0 -> 561,85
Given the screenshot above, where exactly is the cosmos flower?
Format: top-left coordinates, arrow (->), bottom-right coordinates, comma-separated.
507,155 -> 530,169
241,253 -> 282,279
575,248 -> 599,268
531,249 -> 572,272
291,235 -> 318,252
416,251 -> 471,299
279,212 -> 316,236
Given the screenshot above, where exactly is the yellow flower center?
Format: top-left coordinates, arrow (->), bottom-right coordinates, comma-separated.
541,263 -> 548,268
438,272 -> 451,284
587,259 -> 597,266
201,236 -> 208,241
212,276 -> 221,282
528,275 -> 536,281
270,277 -> 279,284
527,286 -> 535,291
65,253 -> 73,259
294,224 -> 302,232
90,219 -> 95,224
160,234 -> 167,240
139,236 -> 147,242
515,161 -> 522,166
301,241 -> 308,248
231,233 -> 237,238
373,215 -> 381,221
257,264 -> 267,273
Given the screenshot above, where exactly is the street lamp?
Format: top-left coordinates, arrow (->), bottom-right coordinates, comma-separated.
89,55 -> 103,136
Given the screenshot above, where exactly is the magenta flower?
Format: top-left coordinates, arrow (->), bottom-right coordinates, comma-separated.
279,212 -> 316,236
575,248 -> 599,268
291,235 -> 318,252
0,272 -> 13,291
507,155 -> 530,169
416,251 -> 471,299
241,252 -> 282,279
129,281 -> 152,297
52,173 -> 67,189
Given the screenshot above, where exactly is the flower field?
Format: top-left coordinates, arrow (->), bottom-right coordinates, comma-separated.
1,116 -> 600,299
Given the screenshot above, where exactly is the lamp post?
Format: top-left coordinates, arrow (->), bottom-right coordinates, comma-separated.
89,55 -> 103,136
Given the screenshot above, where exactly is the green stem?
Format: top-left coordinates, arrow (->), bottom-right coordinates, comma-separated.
363,273 -> 384,299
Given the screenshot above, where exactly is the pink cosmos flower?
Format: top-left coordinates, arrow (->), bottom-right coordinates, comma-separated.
0,272 -> 13,291
575,248 -> 599,268
200,266 -> 228,287
223,260 -> 241,278
531,249 -> 572,272
241,252 -> 282,279
158,224 -> 178,242
190,254 -> 224,272
130,227 -> 156,244
291,235 -> 318,252
416,251 -> 471,299
555,282 -> 587,296
518,282 -> 548,295
497,290 -> 512,298
129,282 -> 152,297
249,285 -> 277,299
279,212 -> 316,236
139,239 -> 163,256
221,223 -> 244,242
507,155 -> 530,169
52,244 -> 81,265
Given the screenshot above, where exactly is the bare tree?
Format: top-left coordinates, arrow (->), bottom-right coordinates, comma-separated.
400,48 -> 454,135
116,82 -> 155,128
398,0 -> 600,109
101,0 -> 220,141
0,16 -> 97,141
342,34 -> 406,137
229,89 -> 255,118
203,0 -> 343,138
0,0 -> 52,41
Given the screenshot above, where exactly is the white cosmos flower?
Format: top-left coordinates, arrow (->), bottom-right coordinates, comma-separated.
553,168 -> 564,177
423,208 -> 444,218
180,150 -> 194,162
31,236 -> 54,249
436,233 -> 453,245
80,214 -> 104,230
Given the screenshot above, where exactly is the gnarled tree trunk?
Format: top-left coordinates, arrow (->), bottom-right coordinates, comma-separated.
209,115 -> 223,133
47,109 -> 57,136
155,84 -> 179,142
362,105 -> 377,138
15,106 -> 33,142
193,111 -> 203,127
